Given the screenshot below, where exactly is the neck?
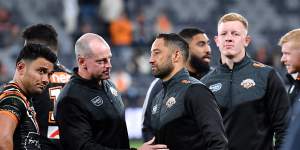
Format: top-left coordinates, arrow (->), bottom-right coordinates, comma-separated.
162,65 -> 184,82
12,75 -> 28,96
186,63 -> 196,74
221,52 -> 245,69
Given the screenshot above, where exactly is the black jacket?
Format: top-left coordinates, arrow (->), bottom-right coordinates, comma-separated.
142,69 -> 210,141
281,74 -> 300,150
55,69 -> 130,150
147,68 -> 227,150
201,56 -> 290,150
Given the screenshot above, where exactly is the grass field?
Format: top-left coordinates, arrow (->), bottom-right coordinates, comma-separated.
130,139 -> 143,148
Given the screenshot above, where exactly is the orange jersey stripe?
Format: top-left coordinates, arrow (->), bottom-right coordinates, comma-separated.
0,110 -> 19,124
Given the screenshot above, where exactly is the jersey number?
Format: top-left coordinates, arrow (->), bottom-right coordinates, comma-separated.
48,86 -> 62,123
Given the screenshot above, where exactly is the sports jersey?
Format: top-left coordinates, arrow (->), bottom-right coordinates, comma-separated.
0,82 -> 41,150
32,63 -> 71,150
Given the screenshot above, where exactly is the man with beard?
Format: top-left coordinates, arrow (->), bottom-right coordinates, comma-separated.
142,28 -> 212,141
55,33 -> 168,150
145,33 -> 227,149
0,44 -> 57,150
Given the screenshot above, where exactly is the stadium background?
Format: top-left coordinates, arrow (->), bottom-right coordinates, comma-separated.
0,0 -> 299,148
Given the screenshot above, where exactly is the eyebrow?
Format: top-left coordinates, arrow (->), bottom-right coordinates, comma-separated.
151,49 -> 161,52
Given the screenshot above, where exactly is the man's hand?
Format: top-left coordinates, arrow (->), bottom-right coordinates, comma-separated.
138,137 -> 169,150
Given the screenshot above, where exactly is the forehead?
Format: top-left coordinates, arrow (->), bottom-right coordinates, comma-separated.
282,40 -> 300,52
28,57 -> 54,69
151,38 -> 166,51
90,42 -> 112,59
218,21 -> 247,32
191,34 -> 209,42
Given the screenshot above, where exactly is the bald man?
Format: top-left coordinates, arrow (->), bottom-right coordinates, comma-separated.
55,33 -> 168,150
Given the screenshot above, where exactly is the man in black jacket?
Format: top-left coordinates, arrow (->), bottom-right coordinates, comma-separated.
142,28 -> 212,141
201,12 -> 290,150
55,33 -> 168,150
278,28 -> 300,150
147,33 -> 227,150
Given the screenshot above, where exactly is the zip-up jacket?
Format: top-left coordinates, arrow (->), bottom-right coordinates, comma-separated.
201,56 -> 290,150
55,69 -> 131,150
281,73 -> 300,150
142,68 -> 211,141
148,68 -> 227,150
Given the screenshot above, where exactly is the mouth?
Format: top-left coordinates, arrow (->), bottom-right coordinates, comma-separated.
224,45 -> 234,49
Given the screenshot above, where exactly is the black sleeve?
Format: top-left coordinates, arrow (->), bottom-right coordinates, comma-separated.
141,79 -> 162,142
0,96 -> 26,120
185,84 -> 228,150
57,97 -> 129,150
265,70 -> 290,149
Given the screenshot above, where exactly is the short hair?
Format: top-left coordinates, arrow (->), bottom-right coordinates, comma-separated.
16,44 -> 57,66
156,33 -> 189,61
178,28 -> 205,42
278,28 -> 300,46
22,24 -> 58,52
218,13 -> 249,30
74,37 -> 93,59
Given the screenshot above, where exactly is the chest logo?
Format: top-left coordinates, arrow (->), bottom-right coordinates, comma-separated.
110,87 -> 118,96
241,78 -> 256,89
91,96 -> 103,106
209,83 -> 222,92
166,97 -> 176,108
152,104 -> 158,114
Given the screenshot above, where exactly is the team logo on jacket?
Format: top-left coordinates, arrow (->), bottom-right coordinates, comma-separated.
166,97 -> 176,108
241,78 -> 256,89
91,96 -> 103,106
209,83 -> 222,92
152,104 -> 158,114
110,87 -> 118,96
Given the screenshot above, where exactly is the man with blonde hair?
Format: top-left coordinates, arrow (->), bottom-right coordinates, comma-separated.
201,12 -> 290,150
278,28 -> 300,150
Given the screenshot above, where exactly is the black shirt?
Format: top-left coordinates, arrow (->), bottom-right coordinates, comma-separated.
55,69 -> 131,150
201,56 -> 290,150
147,69 -> 227,150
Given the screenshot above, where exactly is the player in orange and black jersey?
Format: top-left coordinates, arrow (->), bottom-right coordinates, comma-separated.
22,24 -> 71,150
0,44 -> 57,150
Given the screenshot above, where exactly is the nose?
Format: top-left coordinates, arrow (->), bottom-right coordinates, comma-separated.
149,55 -> 155,64
206,45 -> 212,54
106,60 -> 112,68
280,55 -> 286,64
225,34 -> 233,42
42,74 -> 50,85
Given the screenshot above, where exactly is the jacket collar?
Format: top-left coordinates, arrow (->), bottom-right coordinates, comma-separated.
71,67 -> 103,90
219,55 -> 252,72
162,68 -> 189,88
287,73 -> 300,85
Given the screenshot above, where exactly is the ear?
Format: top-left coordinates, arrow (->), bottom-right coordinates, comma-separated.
78,57 -> 87,69
16,61 -> 26,75
244,35 -> 251,47
214,36 -> 220,47
172,49 -> 181,63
